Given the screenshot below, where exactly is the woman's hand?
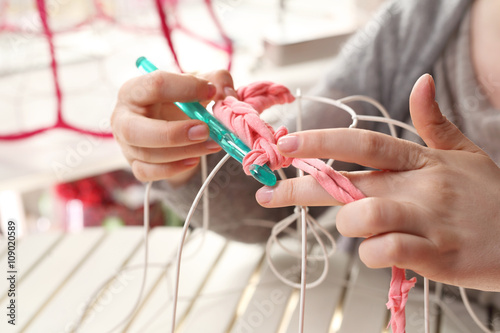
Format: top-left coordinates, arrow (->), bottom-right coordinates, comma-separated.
256,74 -> 500,291
112,70 -> 237,186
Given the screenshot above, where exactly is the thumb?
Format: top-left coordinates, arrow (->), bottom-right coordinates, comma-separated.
409,74 -> 483,153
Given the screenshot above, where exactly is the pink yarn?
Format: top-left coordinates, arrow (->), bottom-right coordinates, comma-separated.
387,267 -> 417,332
212,81 -> 415,332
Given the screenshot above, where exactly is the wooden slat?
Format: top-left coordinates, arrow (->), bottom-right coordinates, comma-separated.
22,227 -> 144,333
124,229 -> 227,332
178,240 -> 264,333
337,258 -> 391,333
285,249 -> 350,333
440,291 -> 489,333
0,228 -> 105,333
0,231 -> 63,302
2,226 -> 496,333
73,227 -> 185,332
229,243 -> 298,333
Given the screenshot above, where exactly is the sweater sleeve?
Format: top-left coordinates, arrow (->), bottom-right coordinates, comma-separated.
154,0 -> 470,243
293,0 -> 472,136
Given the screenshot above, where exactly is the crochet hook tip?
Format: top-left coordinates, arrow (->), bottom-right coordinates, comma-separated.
249,164 -> 277,186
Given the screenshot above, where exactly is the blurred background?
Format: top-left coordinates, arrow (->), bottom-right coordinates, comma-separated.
0,0 -> 386,237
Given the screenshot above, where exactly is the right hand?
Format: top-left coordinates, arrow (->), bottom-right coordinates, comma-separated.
112,70 -> 237,185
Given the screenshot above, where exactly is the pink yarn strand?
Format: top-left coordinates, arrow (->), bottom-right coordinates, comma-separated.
212,81 -> 415,333
387,267 -> 417,332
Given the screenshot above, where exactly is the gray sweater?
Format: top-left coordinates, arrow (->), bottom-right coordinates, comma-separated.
155,0 -> 499,243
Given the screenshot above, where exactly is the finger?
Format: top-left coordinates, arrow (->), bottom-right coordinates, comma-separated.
131,158 -> 200,182
336,198 -> 426,238
409,74 -> 484,154
124,141 -> 222,164
199,69 -> 238,100
115,113 -> 210,148
119,71 -> 216,107
277,128 -> 429,171
256,175 -> 342,207
359,232 -> 437,272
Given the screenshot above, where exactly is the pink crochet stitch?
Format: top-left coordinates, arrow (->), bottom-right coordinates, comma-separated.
212,81 -> 415,333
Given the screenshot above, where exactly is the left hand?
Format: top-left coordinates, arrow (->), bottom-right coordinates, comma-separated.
255,74 -> 500,291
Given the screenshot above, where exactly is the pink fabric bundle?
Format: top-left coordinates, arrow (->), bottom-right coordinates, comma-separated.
212,81 -> 416,333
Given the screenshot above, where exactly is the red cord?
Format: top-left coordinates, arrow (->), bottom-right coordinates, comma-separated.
0,0 -> 232,140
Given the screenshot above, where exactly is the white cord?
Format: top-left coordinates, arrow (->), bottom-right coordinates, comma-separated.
300,95 -> 359,128
201,155 -> 209,231
424,277 -> 430,333
355,115 -> 419,136
298,197 -> 307,333
460,287 -> 499,333
338,95 -> 398,137
73,181 -> 153,333
169,154 -> 231,333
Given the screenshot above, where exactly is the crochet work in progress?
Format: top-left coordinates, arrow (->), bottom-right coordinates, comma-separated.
212,81 -> 416,333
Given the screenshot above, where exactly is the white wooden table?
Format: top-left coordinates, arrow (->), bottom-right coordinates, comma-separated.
0,226 -> 497,333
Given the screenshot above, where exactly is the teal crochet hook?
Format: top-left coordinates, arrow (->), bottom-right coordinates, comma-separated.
136,57 -> 277,187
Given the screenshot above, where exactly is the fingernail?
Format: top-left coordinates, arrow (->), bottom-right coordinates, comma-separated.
205,140 -> 221,150
183,157 -> 199,166
277,135 -> 299,153
427,74 -> 435,99
188,124 -> 209,141
224,87 -> 238,98
256,187 -> 273,204
207,83 -> 216,99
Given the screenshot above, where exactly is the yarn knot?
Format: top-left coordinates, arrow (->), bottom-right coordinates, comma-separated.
242,126 -> 294,174
237,81 -> 296,113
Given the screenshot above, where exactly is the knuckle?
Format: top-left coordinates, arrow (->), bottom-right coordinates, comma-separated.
179,73 -> 205,99
363,198 -> 384,230
194,78 -> 209,98
202,69 -> 233,85
286,179 -> 299,205
136,147 -> 151,162
120,117 -> 135,144
429,176 -> 457,207
110,109 -> 119,132
361,131 -> 386,160
433,119 -> 456,142
135,71 -> 165,103
147,71 -> 166,97
158,122 -> 179,146
131,161 -> 148,182
213,69 -> 233,84
117,78 -> 134,102
276,179 -> 298,206
384,234 -> 405,266
160,163 -> 181,179
316,132 -> 330,156
336,205 -> 350,235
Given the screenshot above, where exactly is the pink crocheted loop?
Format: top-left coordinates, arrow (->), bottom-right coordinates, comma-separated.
243,138 -> 293,174
213,97 -> 276,148
237,81 -> 296,113
242,129 -> 294,174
